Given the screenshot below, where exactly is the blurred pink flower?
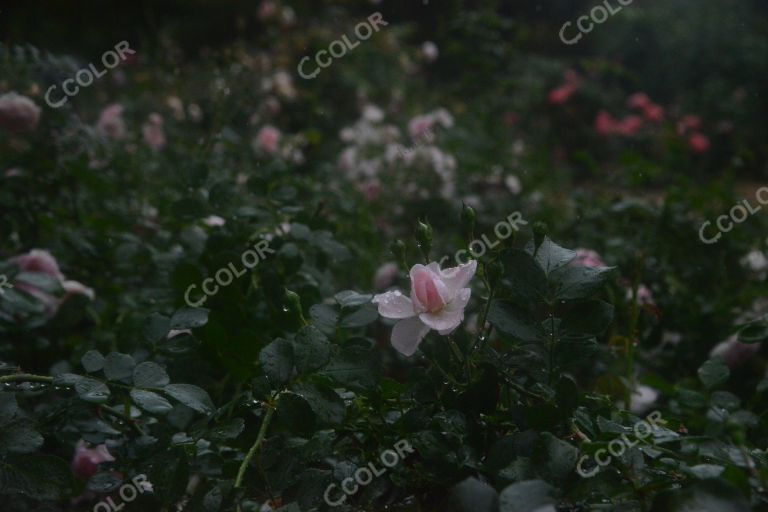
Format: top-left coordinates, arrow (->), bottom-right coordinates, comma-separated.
627,92 -> 651,110
688,132 -> 710,153
616,115 -> 643,136
677,115 -> 701,135
408,115 -> 433,141
374,262 -> 399,290
594,110 -> 617,136
573,248 -> 605,268
258,0 -> 278,20
0,92 -> 40,134
548,83 -> 578,105
372,260 -> 476,356
203,215 -> 226,227
626,284 -> 654,306
11,249 -> 94,315
256,125 -> 281,154
96,104 -> 127,140
710,335 -> 760,369
142,113 -> 166,150
421,41 -> 439,62
643,104 -> 665,123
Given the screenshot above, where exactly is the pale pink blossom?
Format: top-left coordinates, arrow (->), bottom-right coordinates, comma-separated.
626,284 -> 654,306
142,113 -> 166,150
203,215 -> 226,227
572,248 -> 605,268
10,249 -> 94,315
408,115 -> 433,141
372,260 -> 476,356
710,335 -> 760,369
629,384 -> 659,414
255,125 -> 280,154
374,262 -> 399,290
71,440 -> 115,480
421,41 -> 439,62
0,92 -> 41,134
96,104 -> 127,140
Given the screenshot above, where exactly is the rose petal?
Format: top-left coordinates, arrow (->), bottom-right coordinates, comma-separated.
372,290 -> 415,319
409,264 -> 448,312
391,317 -> 430,356
438,260 -> 477,297
419,308 -> 464,332
445,288 -> 471,312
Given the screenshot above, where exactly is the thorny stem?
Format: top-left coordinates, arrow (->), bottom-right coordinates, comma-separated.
235,402 -> 277,512
0,373 -> 53,384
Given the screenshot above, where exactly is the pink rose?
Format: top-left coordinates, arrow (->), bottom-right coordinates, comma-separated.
594,110 -> 617,136
548,83 -> 578,105
710,335 -> 760,369
408,115 -> 433,141
256,125 -> 280,154
572,248 -> 605,268
71,440 -> 115,480
677,115 -> 701,135
616,115 -> 643,136
96,104 -> 127,140
10,249 -> 94,316
627,92 -> 651,110
142,113 -> 166,150
643,104 -> 665,123
372,260 -> 476,356
688,132 -> 710,153
0,92 -> 41,134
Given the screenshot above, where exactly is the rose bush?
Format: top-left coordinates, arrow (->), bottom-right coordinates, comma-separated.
0,1 -> 767,511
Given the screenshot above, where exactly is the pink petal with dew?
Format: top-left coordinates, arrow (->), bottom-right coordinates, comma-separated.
391,317 -> 430,356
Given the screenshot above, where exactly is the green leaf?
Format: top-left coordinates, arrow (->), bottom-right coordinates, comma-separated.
259,338 -> 294,384
698,359 -> 730,389
210,418 -> 245,440
143,312 -> 170,342
81,350 -> 104,373
500,249 -> 548,302
133,361 -> 170,388
334,290 -> 374,308
650,479 -> 749,512
499,480 -> 556,512
736,321 -> 768,344
293,325 -> 330,374
541,432 -> 578,481
131,389 -> 174,414
170,307 -> 209,329
531,237 -> 576,277
488,300 -> 542,342
451,477 -> 499,512
75,378 -> 111,403
550,265 -> 615,301
309,304 -> 339,330
339,303 -> 379,328
321,347 -> 379,390
103,352 -> 136,383
0,454 -> 73,500
292,382 -> 346,426
163,384 -> 214,414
